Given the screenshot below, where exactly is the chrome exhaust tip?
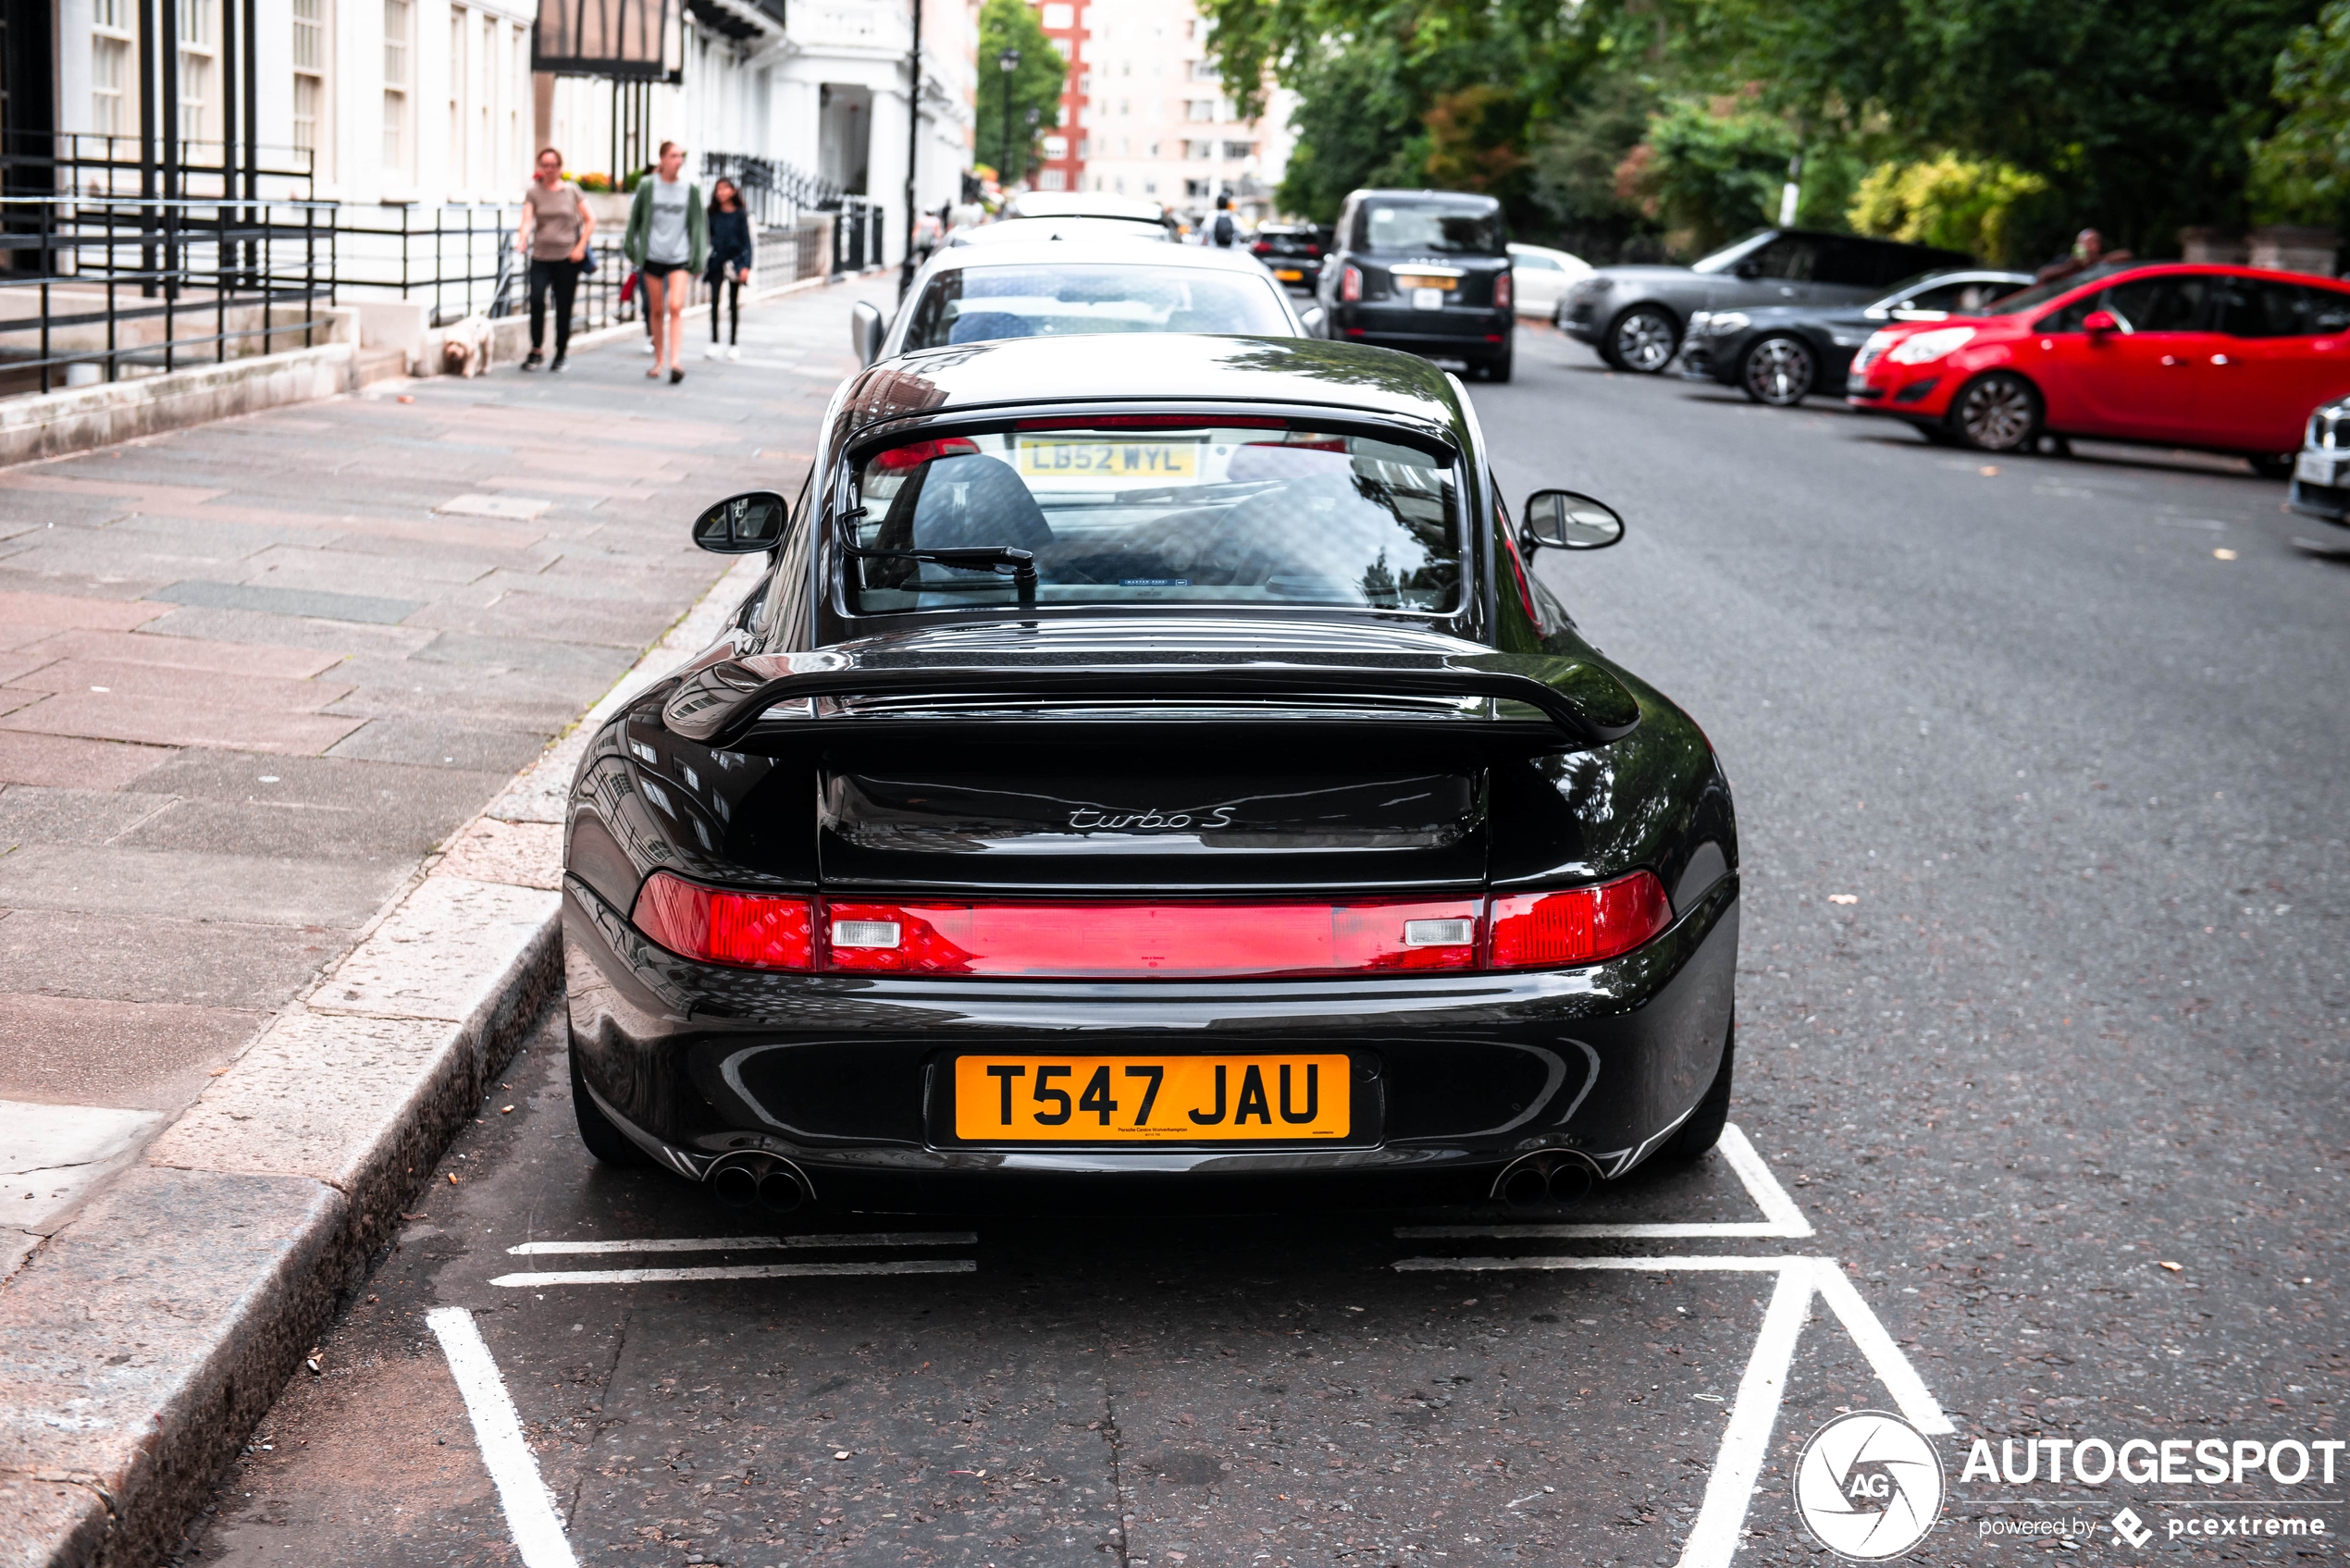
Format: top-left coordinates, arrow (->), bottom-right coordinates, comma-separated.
707,1152 -> 813,1214
1491,1152 -> 1599,1209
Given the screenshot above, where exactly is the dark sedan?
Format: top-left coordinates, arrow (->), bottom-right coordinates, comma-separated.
1251,222 -> 1330,293
562,334 -> 1738,1216
1557,228 -> 1974,374
1317,189 -> 1516,380
1678,269 -> 2033,406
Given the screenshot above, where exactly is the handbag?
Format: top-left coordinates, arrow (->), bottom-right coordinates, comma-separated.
620,269 -> 638,305
581,245 -> 599,277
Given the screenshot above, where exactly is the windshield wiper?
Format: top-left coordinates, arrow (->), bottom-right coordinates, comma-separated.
843,541 -> 1039,609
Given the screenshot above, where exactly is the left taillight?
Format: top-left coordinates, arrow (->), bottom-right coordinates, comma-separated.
1340,265 -> 1364,303
632,871 -> 814,970
1488,871 -> 1672,969
1494,272 -> 1513,311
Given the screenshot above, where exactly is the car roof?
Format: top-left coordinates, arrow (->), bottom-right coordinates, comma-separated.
1005,191 -> 1168,224
838,336 -> 1466,442
921,240 -> 1281,276
1350,188 -> 1503,207
949,217 -> 1173,248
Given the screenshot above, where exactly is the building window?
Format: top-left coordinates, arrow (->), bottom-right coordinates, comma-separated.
511,23 -> 527,174
178,0 -> 216,146
1184,178 -> 1207,197
93,0 -> 134,139
1041,3 -> 1072,28
1222,141 -> 1255,159
291,0 -> 325,155
382,0 -> 410,171
1189,59 -> 1218,80
1184,139 -> 1212,160
1185,99 -> 1215,122
1039,167 -> 1067,191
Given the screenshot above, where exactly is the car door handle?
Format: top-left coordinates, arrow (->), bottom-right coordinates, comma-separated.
2209,353 -> 2232,365
2159,354 -> 2186,367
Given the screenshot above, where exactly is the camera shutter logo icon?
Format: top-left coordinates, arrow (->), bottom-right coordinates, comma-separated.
1793,1410 -> 1947,1560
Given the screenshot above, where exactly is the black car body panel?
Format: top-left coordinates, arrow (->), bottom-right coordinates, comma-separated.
563,334 -> 1737,1210
1316,190 -> 1515,373
1557,228 -> 1975,370
1677,269 -> 2034,400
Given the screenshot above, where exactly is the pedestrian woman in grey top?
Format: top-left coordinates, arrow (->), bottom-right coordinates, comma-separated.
623,141 -> 708,384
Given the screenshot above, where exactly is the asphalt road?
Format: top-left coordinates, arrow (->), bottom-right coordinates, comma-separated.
175,326 -> 2348,1567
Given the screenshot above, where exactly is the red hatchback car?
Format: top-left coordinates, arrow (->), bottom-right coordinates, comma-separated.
1848,263 -> 2350,469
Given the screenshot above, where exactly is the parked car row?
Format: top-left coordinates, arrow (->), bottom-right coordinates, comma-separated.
1560,231 -> 2350,494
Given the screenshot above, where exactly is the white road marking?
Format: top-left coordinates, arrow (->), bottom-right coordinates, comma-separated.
489,1259 -> 976,1288
1714,1122 -> 1815,1237
1676,1265 -> 1812,1568
426,1307 -> 580,1568
1395,1253 -> 1808,1273
505,1232 -> 977,1255
1396,1221 -> 1802,1241
1809,1257 -> 1952,1435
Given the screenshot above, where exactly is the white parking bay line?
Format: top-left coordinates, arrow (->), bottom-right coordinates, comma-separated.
489,1259 -> 977,1288
1809,1257 -> 1953,1435
1677,1266 -> 1812,1568
426,1307 -> 580,1568
1715,1122 -> 1815,1238
504,1232 -> 977,1255
1394,1253 -> 1808,1273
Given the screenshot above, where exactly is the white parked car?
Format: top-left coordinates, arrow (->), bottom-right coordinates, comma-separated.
1506,242 -> 1593,319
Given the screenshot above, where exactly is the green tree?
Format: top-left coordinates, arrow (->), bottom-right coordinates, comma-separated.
1848,154 -> 2052,264
1273,37 -> 1422,222
1623,97 -> 1795,256
1528,73 -> 1662,258
974,0 -> 1066,185
2250,0 -> 2350,228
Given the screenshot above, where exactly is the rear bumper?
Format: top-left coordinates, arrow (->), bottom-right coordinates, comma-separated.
563,872 -> 1738,1207
1333,306 -> 1513,358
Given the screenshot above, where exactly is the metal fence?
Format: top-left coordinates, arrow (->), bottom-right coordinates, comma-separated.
0,194 -> 335,396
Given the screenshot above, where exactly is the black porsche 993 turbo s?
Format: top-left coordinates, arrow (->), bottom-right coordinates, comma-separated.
562,333 -> 1738,1215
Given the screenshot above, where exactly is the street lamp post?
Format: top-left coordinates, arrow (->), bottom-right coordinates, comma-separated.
996,47 -> 1020,191
901,0 -> 924,297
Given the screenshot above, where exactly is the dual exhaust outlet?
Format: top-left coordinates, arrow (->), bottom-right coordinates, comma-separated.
707,1152 -> 811,1215
1493,1151 -> 1598,1209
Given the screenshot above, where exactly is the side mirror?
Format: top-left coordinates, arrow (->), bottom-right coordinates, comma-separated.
1734,259 -> 1762,280
2082,309 -> 2118,335
1298,303 -> 1327,336
1521,489 -> 1626,551
692,490 -> 789,554
850,301 -> 886,367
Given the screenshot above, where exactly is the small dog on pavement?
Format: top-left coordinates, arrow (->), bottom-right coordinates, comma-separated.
440,313 -> 495,377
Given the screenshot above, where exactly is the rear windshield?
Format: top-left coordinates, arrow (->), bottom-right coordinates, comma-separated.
847,423 -> 1461,615
901,265 -> 1292,350
1356,201 -> 1504,255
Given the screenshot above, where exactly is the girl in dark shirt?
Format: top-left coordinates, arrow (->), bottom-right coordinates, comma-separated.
705,179 -> 755,360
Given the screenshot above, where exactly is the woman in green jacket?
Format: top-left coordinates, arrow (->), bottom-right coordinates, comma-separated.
624,142 -> 709,384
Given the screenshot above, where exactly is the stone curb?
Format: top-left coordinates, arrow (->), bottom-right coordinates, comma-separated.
0,551 -> 769,1568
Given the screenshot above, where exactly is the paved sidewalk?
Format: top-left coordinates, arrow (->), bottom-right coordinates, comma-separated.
0,278 -> 871,1277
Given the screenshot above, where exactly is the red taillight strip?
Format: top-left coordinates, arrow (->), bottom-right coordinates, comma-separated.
628,872 -> 1674,976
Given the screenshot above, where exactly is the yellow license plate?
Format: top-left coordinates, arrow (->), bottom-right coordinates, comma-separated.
1274,268 -> 1305,281
1016,438 -> 1199,479
953,1055 -> 1350,1142
1395,274 -> 1460,292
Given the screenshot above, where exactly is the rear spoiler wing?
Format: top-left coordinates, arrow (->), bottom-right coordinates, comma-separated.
662,647 -> 1642,749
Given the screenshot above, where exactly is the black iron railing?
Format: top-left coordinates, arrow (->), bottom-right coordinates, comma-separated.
0,194 -> 335,395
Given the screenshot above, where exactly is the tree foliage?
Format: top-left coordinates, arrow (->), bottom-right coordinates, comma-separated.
2250,0 -> 2350,228
1848,154 -> 2052,265
973,0 -> 1066,184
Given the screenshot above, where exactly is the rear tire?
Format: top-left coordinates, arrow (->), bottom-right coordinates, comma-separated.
1484,343 -> 1514,383
1655,1024 -> 1735,1162
571,1037 -> 647,1166
1948,371 -> 2042,452
2248,451 -> 2296,480
1602,305 -> 1678,374
1740,335 -> 1815,406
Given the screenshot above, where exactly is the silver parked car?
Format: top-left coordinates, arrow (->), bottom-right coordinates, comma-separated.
2288,396 -> 2350,529
1556,228 -> 1974,374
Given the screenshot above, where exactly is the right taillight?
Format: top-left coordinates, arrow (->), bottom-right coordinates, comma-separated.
1488,871 -> 1672,969
1340,265 -> 1363,303
632,871 -> 814,970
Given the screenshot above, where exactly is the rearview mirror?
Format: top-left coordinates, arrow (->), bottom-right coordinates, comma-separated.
850,301 -> 886,367
1521,489 -> 1625,551
2082,309 -> 2118,335
692,490 -> 789,554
